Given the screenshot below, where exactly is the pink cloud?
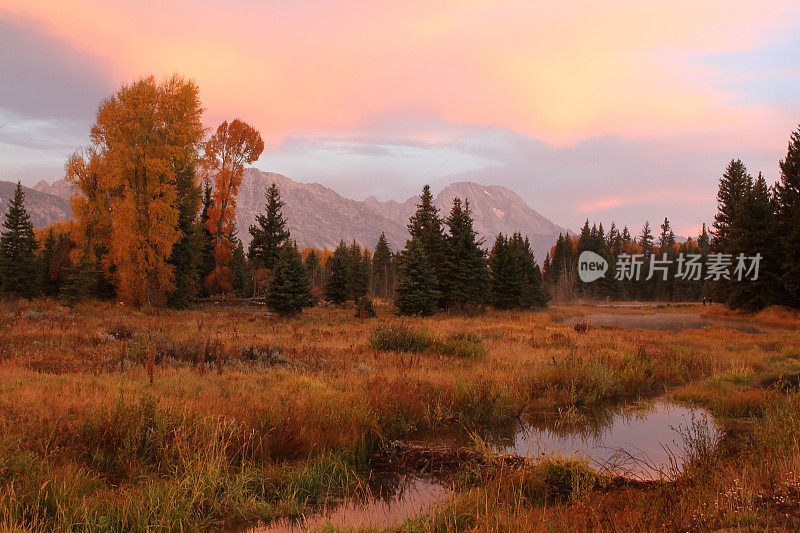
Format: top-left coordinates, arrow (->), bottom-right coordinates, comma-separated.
1,0 -> 798,149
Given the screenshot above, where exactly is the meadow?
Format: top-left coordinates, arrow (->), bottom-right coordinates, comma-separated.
1,299 -> 799,532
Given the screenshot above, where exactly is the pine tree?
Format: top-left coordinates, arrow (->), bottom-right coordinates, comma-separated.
229,240 -> 252,296
711,160 -> 753,305
442,198 -> 489,311
727,173 -> 779,310
713,159 -> 751,250
346,241 -> 370,299
371,233 -> 394,300
395,238 -> 439,316
407,185 -> 447,306
0,182 -> 38,297
655,217 -> 677,301
168,166 -> 202,308
658,218 -> 676,250
324,241 -> 351,305
266,242 -> 313,316
59,250 -> 99,305
638,221 -> 654,255
198,184 -> 217,296
248,183 -> 290,271
776,128 -> 800,307
545,233 -> 577,301
488,234 -> 523,308
509,233 -> 549,307
304,249 -> 324,296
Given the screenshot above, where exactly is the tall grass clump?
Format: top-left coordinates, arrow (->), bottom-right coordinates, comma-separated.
369,324 -> 432,353
434,332 -> 486,359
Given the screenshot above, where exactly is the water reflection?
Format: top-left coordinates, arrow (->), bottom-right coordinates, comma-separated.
242,475 -> 448,532
409,400 -> 721,481
503,400 -> 721,480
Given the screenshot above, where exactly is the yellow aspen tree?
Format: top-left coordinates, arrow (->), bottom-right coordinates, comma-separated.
202,119 -> 264,294
68,75 -> 205,305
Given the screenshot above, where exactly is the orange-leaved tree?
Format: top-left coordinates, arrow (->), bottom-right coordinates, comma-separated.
202,119 -> 264,294
67,75 -> 205,305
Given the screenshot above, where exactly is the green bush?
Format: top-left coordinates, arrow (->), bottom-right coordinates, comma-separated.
434,332 -> 487,359
369,324 -> 431,353
354,296 -> 377,318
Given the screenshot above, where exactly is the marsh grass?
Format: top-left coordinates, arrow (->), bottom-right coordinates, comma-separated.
0,299 -> 798,530
369,324 -> 432,353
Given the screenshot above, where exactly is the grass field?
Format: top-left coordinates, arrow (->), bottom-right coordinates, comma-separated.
1,299 -> 799,531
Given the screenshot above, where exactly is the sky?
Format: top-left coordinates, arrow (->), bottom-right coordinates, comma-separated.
1,0 -> 799,236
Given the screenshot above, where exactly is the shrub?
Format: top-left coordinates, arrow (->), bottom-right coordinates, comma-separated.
434,332 -> 487,359
354,296 -> 376,318
573,321 -> 590,334
107,323 -> 134,340
369,324 -> 431,353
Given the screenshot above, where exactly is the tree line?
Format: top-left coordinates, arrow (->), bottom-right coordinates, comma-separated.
541,127 -> 800,311
1,75 -> 798,313
0,75 -> 548,316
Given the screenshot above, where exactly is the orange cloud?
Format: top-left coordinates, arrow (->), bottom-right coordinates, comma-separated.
1,0 -> 797,147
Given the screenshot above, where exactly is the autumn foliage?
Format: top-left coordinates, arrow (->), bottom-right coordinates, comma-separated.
202,119 -> 264,294
67,76 -> 205,305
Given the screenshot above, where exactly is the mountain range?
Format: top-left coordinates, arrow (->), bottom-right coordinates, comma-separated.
4,169 -> 568,262
0,180 -> 72,229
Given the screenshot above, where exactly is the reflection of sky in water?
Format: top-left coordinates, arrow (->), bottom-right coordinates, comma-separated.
247,476 -> 448,533
565,312 -> 762,333
502,401 -> 721,480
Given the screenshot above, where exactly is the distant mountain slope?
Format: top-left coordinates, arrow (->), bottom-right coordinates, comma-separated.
21,171 -> 568,263
364,181 -> 567,261
0,180 -> 72,229
236,169 -> 409,251
33,179 -> 71,201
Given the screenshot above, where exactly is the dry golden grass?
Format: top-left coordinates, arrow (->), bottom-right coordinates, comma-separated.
0,298 -> 799,531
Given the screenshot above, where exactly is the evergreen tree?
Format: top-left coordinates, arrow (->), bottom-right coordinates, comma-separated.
59,250 -> 99,305
545,233 -> 577,301
0,182 -> 38,297
488,234 -> 523,308
711,160 -> 753,304
776,128 -> 800,307
324,241 -> 351,305
727,173 -> 779,310
168,166 -> 202,308
229,240 -> 252,296
638,221 -> 654,255
509,233 -> 549,307
266,242 -> 313,316
371,233 -> 394,300
658,217 -> 676,250
304,249 -> 324,295
395,238 -> 439,316
38,229 -> 58,297
248,183 -> 290,271
407,185 -> 447,306
712,159 -> 751,250
655,217 -> 677,301
198,184 -> 217,296
346,241 -> 370,299
442,198 -> 489,310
